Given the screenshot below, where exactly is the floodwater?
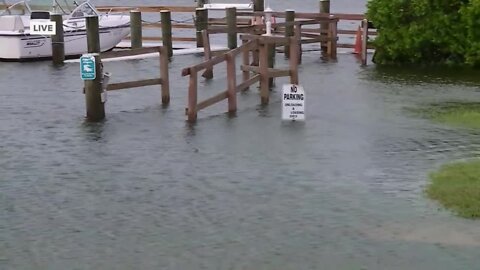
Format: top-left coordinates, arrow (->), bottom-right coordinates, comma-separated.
2,1 -> 480,270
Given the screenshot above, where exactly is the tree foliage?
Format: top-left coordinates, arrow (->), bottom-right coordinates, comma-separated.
367,0 -> 480,66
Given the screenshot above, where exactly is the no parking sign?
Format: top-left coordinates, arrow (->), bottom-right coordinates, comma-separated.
282,84 -> 305,121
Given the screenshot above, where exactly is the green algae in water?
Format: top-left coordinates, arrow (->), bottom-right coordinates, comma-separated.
411,102 -> 480,129
427,159 -> 480,219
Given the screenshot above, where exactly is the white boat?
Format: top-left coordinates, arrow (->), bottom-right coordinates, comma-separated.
0,0 -> 130,61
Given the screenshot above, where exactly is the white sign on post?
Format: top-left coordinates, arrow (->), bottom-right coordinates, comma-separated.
282,84 -> 305,121
30,20 -> 56,35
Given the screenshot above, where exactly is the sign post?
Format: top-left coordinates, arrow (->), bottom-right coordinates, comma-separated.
80,54 -> 96,80
282,84 -> 305,121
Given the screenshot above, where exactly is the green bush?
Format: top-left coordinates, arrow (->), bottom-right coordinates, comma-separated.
367,0 -> 480,66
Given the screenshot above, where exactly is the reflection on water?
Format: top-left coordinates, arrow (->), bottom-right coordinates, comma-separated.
1,46 -> 480,270
371,65 -> 480,86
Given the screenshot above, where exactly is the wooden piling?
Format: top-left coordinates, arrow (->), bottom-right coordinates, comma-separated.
361,18 -> 368,66
242,39 -> 251,91
295,24 -> 302,64
289,36 -> 299,85
253,0 -> 264,12
196,8 -> 208,48
130,10 -> 142,49
197,0 -> 206,8
50,13 -> 64,65
226,53 -> 237,113
202,30 -> 213,79
259,42 -> 269,104
85,16 -> 105,121
319,0 -> 330,55
328,15 -> 338,60
160,10 -> 173,58
226,7 -> 237,49
284,10 -> 295,59
187,68 -> 198,122
268,43 -> 275,87
159,46 -> 170,104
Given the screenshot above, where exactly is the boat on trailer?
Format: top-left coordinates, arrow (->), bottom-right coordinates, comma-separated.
0,0 -> 130,61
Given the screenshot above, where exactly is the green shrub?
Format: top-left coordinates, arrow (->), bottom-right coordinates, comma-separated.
367,0 -> 480,66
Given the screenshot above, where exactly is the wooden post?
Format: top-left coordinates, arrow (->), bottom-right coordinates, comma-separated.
50,13 -> 64,65
226,7 -> 237,49
159,46 -> 170,104
284,10 -> 295,59
197,0 -> 206,8
196,8 -> 208,48
327,15 -> 338,60
202,30 -> 213,79
85,16 -> 105,121
268,43 -> 275,87
187,68 -> 198,122
295,24 -> 302,64
259,42 -> 269,104
361,18 -> 368,66
289,36 -> 299,85
130,10 -> 142,49
253,0 -> 264,12
161,10 -> 173,59
226,53 -> 237,113
319,0 -> 330,55
242,39 -> 250,91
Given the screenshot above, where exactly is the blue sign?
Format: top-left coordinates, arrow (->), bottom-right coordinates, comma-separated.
80,54 -> 96,80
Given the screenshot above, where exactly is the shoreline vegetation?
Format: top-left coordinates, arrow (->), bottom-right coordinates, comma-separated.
427,160 -> 480,219
367,0 -> 480,67
410,102 -> 480,130
409,102 -> 480,218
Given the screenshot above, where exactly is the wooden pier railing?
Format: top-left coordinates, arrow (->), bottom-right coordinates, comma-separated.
96,5 -> 375,56
181,34 -> 299,122
100,46 -> 170,105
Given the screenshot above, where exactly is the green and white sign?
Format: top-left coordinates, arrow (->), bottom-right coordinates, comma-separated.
80,54 -> 96,80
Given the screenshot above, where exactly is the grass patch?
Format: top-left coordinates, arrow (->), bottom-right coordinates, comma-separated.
410,102 -> 480,129
426,159 -> 480,219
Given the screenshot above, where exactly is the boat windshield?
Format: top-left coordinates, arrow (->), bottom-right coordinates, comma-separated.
0,0 -> 96,16
0,0 -> 30,15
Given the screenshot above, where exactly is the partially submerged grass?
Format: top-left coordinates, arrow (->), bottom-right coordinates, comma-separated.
426,160 -> 480,219
410,102 -> 480,129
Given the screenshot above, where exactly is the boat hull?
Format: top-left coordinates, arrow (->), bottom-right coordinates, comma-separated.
0,26 -> 130,60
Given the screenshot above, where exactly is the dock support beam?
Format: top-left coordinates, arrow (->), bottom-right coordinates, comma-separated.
319,0 -> 330,55
161,10 -> 173,59
85,16 -> 105,121
187,68 -> 198,122
196,8 -> 208,48
197,0 -> 206,8
50,13 -> 64,65
284,10 -> 295,59
226,7 -> 237,49
160,46 -> 170,104
327,15 -> 338,60
253,0 -> 264,12
259,43 -> 269,104
130,10 -> 142,49
361,18 -> 368,66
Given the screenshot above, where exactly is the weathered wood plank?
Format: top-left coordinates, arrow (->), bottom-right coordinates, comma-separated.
124,36 -> 197,42
143,23 -> 195,29
107,78 -> 162,91
240,65 -> 290,77
101,47 -> 160,59
196,91 -> 228,111
236,74 -> 260,92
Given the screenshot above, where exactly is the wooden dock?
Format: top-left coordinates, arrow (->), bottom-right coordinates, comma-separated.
76,1 -> 376,122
